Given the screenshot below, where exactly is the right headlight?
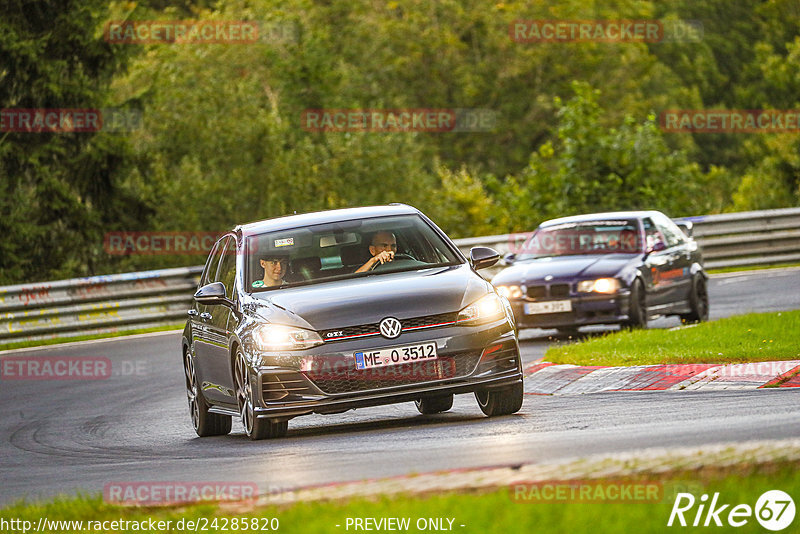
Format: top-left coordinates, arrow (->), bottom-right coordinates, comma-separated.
457,293 -> 506,325
576,278 -> 620,294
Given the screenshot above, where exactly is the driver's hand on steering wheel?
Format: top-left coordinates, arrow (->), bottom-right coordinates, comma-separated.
370,250 -> 394,268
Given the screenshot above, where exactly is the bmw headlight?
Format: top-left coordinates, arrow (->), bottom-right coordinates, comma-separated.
495,284 -> 523,299
457,293 -> 506,325
577,278 -> 620,294
253,324 -> 324,351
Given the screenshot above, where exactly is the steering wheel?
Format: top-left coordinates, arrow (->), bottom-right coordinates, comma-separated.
369,253 -> 415,271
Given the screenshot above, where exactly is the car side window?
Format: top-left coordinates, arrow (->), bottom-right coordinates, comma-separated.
200,237 -> 227,287
653,214 -> 686,248
642,218 -> 666,251
217,237 -> 237,299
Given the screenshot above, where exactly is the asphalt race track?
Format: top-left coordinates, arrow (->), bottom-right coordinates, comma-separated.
1,268 -> 798,505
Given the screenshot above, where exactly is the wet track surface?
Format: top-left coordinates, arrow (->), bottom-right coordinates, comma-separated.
1,268 -> 799,504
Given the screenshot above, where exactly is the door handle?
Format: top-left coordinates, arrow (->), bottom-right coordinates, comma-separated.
200,312 -> 212,320
187,309 -> 198,316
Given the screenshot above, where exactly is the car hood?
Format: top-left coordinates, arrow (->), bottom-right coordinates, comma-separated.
250,264 -> 489,330
493,254 -> 640,284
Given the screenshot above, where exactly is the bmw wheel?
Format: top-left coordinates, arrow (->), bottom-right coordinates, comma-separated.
680,275 -> 709,323
624,279 -> 647,329
235,349 -> 288,440
184,349 -> 231,437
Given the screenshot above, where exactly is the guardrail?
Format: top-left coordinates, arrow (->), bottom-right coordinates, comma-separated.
1,207 -> 798,345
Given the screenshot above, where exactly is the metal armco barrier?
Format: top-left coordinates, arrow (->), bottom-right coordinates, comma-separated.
0,267 -> 202,344
1,208 -> 798,345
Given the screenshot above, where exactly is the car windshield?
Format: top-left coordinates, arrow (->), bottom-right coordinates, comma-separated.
245,214 -> 462,292
516,220 -> 642,259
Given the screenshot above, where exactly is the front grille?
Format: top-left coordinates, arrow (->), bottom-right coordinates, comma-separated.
550,283 -> 571,297
321,312 -> 459,342
305,351 -> 481,394
527,285 -> 547,298
527,283 -> 571,299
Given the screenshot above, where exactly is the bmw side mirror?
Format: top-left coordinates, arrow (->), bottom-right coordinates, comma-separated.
503,252 -> 517,265
675,220 -> 694,237
470,247 -> 500,270
646,241 -> 667,255
194,281 -> 228,305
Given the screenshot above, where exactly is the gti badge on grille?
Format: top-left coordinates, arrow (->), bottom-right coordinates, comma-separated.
379,317 -> 402,339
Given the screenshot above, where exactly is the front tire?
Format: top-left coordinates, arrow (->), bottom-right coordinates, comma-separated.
415,394 -> 454,414
680,275 -> 709,323
624,279 -> 647,329
235,349 -> 288,440
184,350 -> 231,437
475,382 -> 523,416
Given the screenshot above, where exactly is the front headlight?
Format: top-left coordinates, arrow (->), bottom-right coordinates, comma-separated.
495,284 -> 523,299
253,324 -> 324,351
457,293 -> 506,325
577,278 -> 620,294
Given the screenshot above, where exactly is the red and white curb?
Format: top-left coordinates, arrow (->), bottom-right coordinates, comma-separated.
523,360 -> 800,395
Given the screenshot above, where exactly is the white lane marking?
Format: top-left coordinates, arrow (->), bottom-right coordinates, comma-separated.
712,266 -> 800,285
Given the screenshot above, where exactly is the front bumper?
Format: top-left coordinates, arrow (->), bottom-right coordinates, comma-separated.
510,290 -> 632,329
246,320 -> 522,418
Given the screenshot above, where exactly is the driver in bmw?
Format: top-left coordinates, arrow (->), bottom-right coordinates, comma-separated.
355,231 -> 397,272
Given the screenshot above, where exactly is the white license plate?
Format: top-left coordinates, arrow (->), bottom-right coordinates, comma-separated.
354,342 -> 438,370
524,300 -> 572,314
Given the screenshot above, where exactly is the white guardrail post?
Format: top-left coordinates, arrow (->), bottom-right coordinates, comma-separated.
1,208 -> 798,344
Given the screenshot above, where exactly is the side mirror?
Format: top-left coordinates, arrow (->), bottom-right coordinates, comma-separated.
503,252 -> 517,265
194,281 -> 228,305
470,247 -> 500,270
675,220 -> 694,237
646,241 -> 667,254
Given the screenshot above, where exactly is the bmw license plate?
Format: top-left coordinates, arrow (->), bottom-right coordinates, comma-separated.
524,300 -> 572,314
354,342 -> 438,370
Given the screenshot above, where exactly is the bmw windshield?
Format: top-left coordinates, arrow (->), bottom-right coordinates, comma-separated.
245,214 -> 462,292
516,220 -> 642,260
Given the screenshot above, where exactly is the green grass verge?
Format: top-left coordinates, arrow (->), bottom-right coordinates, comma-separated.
0,324 -> 183,352
1,461 -> 797,533
545,311 -> 800,366
707,262 -> 800,274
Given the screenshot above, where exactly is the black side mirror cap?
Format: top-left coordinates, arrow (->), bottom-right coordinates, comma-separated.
503,252 -> 517,265
675,220 -> 694,237
194,281 -> 228,305
470,247 -> 500,270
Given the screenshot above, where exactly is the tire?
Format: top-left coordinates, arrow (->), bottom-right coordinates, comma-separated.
475,382 -> 523,417
680,275 -> 709,324
183,350 -> 231,437
415,394 -> 454,414
234,349 -> 288,440
623,279 -> 647,329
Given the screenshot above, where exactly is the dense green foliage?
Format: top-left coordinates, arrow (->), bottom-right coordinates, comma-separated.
1,0 -> 799,283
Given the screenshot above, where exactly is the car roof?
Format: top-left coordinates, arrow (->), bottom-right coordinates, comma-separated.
539,210 -> 664,228
236,204 -> 421,236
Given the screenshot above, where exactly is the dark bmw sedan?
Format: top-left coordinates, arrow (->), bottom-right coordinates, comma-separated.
492,211 -> 708,333
182,205 -> 522,440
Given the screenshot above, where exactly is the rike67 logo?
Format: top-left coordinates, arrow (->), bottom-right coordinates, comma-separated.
668,490 -> 795,531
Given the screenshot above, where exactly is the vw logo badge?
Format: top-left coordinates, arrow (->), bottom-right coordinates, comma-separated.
379,317 -> 402,339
